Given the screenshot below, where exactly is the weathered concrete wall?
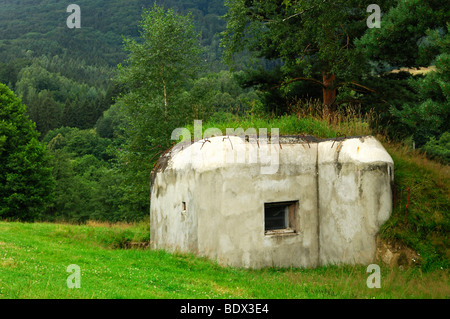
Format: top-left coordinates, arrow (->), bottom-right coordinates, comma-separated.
192,139 -> 320,268
150,135 -> 393,269
150,166 -> 199,253
317,137 -> 394,266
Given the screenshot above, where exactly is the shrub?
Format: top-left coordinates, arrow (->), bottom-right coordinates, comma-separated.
422,131 -> 450,163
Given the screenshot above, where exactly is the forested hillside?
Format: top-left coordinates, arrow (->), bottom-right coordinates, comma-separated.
0,0 -> 262,221
0,0 -> 226,66
0,0 -> 228,138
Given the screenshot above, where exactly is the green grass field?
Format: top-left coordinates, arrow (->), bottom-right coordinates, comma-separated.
0,221 -> 448,299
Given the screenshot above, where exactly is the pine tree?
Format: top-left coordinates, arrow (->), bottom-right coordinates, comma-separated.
389,26 -> 450,147
221,0 -> 393,109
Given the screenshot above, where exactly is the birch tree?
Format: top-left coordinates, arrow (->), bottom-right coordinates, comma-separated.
117,3 -> 203,214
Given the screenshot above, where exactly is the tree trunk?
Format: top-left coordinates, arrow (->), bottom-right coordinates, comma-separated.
322,72 -> 336,110
162,64 -> 167,120
163,78 -> 167,119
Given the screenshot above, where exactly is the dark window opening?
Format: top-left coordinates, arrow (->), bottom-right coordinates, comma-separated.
264,201 -> 298,234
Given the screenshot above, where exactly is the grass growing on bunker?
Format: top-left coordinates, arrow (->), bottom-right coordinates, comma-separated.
187,100 -> 376,140
0,221 -> 448,299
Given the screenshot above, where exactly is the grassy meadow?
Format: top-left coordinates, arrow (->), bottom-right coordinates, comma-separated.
0,220 -> 448,299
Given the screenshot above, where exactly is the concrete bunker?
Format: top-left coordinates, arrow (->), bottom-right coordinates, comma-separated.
150,135 -> 394,268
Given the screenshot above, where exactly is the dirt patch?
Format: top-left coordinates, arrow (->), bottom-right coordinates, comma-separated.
376,236 -> 421,268
0,241 -> 18,249
85,220 -> 133,229
0,258 -> 17,268
124,241 -> 150,250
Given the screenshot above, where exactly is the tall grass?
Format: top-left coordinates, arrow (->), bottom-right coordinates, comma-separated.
288,98 -> 377,137
187,99 -> 375,139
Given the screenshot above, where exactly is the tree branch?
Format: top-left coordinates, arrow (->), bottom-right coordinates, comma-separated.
269,77 -> 326,91
282,0 -> 328,22
347,81 -> 376,93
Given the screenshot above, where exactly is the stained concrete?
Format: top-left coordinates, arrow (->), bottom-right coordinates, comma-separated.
150,135 -> 394,268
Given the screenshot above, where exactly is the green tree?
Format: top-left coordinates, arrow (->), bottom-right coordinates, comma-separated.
0,83 -> 54,220
96,100 -> 127,140
221,0 -> 391,109
357,0 -> 448,69
187,70 -> 261,117
27,89 -> 62,136
356,2 -> 449,142
116,3 -> 203,216
389,25 -> 450,147
43,126 -> 113,161
43,127 -> 124,222
118,3 -> 203,119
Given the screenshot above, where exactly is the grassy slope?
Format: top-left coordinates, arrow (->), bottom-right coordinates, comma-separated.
0,221 -> 448,299
379,142 -> 450,270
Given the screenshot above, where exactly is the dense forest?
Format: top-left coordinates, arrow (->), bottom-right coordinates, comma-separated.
0,0 -> 262,221
0,0 -> 448,223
